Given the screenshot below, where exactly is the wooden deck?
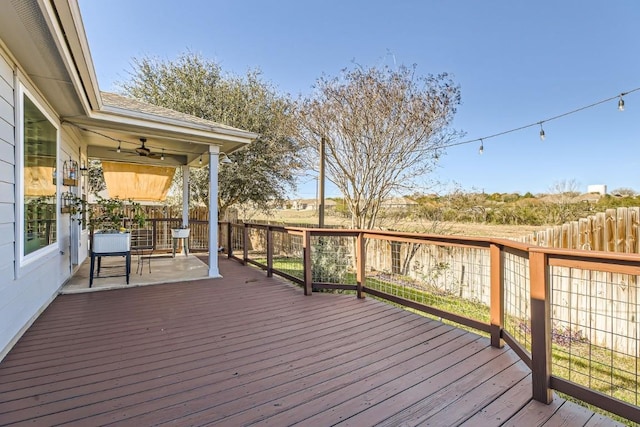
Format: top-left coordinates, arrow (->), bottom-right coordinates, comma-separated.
0,258 -> 621,426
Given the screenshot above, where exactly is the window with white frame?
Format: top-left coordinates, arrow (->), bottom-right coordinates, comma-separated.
22,91 -> 58,256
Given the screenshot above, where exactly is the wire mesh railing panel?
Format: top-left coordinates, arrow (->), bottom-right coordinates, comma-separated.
364,238 -> 490,324
152,218 -> 182,251
503,251 -> 531,353
246,227 -> 268,266
271,228 -> 304,281
550,266 -> 640,406
310,234 -> 357,285
187,220 -> 209,251
230,224 -> 245,254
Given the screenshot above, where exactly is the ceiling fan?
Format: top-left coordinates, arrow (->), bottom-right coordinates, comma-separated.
105,137 -> 187,164
134,138 -> 159,158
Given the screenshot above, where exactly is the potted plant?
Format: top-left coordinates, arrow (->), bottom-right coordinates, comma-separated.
69,195 -> 146,253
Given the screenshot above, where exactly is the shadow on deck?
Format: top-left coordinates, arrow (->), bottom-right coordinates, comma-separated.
0,258 -> 621,426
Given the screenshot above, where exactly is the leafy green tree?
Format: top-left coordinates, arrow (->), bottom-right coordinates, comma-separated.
118,52 -> 301,216
296,64 -> 461,229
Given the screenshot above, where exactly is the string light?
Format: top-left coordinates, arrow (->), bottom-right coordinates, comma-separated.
61,121 -> 213,158
62,86 -> 639,159
160,148 -> 165,161
478,139 -> 484,155
199,155 -> 203,165
618,94 -> 625,111
430,86 -> 640,153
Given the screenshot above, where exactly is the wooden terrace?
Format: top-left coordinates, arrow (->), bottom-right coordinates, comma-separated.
0,257 -> 621,426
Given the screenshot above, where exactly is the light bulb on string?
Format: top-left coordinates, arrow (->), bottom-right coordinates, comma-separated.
618,94 -> 625,111
116,142 -> 121,153
478,139 -> 484,155
161,148 -> 165,161
199,155 -> 203,165
539,123 -> 545,141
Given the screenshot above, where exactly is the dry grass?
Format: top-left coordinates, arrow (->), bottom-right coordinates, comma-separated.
245,208 -> 542,239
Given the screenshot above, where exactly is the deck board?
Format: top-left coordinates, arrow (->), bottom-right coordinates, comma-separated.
0,257 -> 620,426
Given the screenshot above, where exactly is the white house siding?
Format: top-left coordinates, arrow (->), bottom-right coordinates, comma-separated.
0,48 -> 72,360
0,51 -> 16,282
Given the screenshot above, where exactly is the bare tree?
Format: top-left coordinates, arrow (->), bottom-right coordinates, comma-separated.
547,179 -> 582,224
296,64 -> 461,229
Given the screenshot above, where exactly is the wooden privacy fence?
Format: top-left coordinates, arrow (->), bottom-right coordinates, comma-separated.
518,207 -> 640,357
521,206 -> 640,253
220,222 -> 640,424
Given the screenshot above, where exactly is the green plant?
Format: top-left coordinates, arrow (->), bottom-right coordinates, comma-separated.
69,195 -> 146,232
311,237 -> 349,283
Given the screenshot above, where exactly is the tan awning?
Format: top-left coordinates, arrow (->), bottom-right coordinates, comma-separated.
102,161 -> 175,201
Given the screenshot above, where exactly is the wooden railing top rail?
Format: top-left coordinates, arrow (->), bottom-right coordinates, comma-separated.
241,222 -> 640,261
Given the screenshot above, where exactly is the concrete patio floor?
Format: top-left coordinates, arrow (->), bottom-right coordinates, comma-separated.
62,252 -> 211,294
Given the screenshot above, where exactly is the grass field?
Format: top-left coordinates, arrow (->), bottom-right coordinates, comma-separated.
244,208 -> 542,239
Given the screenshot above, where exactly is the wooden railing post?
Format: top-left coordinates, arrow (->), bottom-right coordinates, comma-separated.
489,243 -> 503,348
266,226 -> 273,278
151,218 -> 157,250
303,230 -> 312,295
356,232 -> 365,299
226,222 -> 232,258
530,250 -> 552,404
243,223 -> 249,265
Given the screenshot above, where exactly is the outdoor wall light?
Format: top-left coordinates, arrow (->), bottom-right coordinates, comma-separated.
79,161 -> 89,176
220,152 -> 233,164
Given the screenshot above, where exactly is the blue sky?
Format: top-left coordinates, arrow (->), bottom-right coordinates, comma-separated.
78,0 -> 640,198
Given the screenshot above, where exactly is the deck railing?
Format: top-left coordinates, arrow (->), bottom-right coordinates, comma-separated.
219,221 -> 640,424
123,218 -> 211,253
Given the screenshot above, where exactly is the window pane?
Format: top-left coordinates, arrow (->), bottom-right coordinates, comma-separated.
24,95 -> 57,255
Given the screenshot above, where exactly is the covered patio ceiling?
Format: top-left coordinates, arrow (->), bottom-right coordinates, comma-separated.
68,92 -> 257,168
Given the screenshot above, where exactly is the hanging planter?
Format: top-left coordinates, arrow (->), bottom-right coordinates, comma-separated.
60,191 -> 74,213
62,159 -> 78,187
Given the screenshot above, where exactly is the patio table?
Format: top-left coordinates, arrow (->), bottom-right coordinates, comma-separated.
89,250 -> 131,287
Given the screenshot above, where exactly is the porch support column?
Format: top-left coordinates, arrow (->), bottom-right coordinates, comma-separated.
208,146 -> 221,278
182,165 -> 189,227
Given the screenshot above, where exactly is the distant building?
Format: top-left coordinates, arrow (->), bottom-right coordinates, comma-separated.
290,199 -> 337,210
587,184 -> 607,195
380,197 -> 419,209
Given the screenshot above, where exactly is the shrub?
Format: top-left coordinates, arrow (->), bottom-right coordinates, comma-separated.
311,237 -> 349,283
